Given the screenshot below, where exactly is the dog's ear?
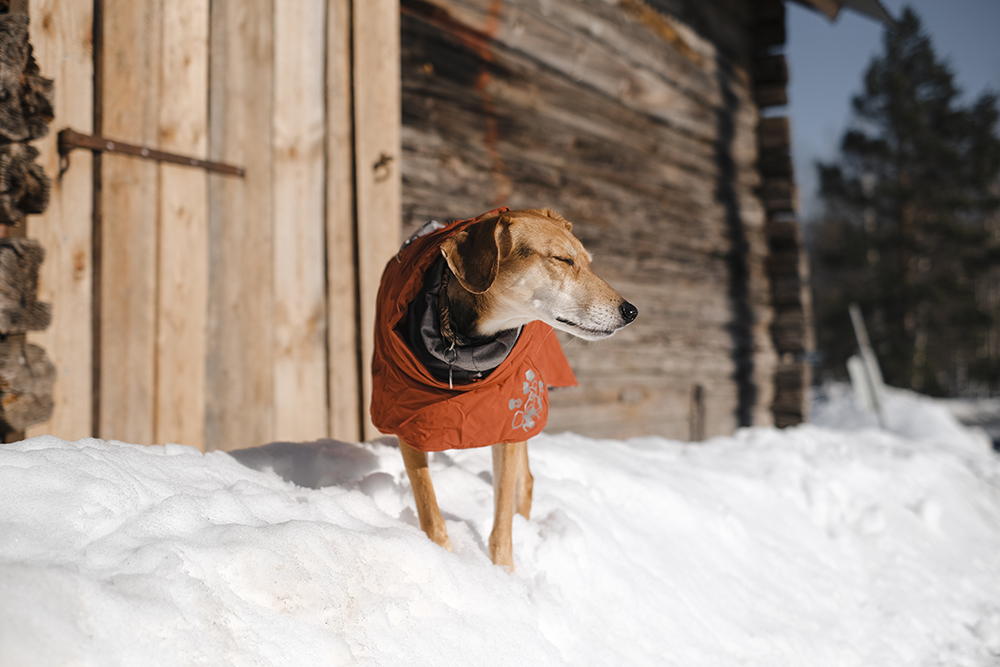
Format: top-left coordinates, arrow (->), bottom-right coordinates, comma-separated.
541,208 -> 572,231
440,215 -> 511,294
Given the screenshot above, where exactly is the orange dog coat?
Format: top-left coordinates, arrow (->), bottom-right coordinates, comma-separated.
370,208 -> 577,452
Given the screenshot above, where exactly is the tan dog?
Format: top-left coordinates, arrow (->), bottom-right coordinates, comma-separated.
393,209 -> 637,570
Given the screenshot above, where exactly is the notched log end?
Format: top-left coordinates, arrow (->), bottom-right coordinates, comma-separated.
0,339 -> 55,431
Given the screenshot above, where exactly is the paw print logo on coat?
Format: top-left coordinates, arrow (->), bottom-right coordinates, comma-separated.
509,369 -> 543,431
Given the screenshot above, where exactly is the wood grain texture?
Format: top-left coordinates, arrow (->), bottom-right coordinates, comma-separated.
98,0 -> 161,444
25,0 -> 94,440
207,0 -> 275,451
272,0 -> 329,442
354,0 -> 401,440
155,0 -> 209,448
326,0 -> 361,441
400,0 -> 778,438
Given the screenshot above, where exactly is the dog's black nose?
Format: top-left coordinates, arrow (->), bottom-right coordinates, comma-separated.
620,301 -> 638,324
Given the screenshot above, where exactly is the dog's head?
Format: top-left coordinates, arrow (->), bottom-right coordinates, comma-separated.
440,208 -> 637,340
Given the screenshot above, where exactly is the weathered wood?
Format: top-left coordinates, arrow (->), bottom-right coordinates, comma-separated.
751,53 -> 787,86
355,0 -> 401,440
758,116 -> 790,150
326,0 -> 361,441
0,142 -> 49,225
155,0 -> 208,448
402,0 -> 779,438
0,338 -> 54,430
98,0 -> 161,444
0,14 -> 52,143
0,238 -> 49,332
758,146 -> 793,177
771,309 -> 807,353
26,0 -> 94,440
207,0 -> 275,451
760,178 -> 798,213
272,0 -> 328,442
751,20 -> 785,50
751,0 -> 785,25
754,83 -> 787,108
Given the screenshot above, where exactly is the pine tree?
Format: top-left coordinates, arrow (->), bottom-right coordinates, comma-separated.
809,6 -> 1000,396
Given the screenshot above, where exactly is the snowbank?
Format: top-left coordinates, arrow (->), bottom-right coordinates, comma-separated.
2,390 -> 999,666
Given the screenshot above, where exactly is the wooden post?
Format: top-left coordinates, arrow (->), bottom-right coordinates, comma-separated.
354,0 -> 401,440
26,0 -> 94,440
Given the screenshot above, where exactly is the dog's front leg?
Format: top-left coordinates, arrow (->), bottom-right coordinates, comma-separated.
399,438 -> 452,551
515,440 -> 533,520
490,441 -> 525,570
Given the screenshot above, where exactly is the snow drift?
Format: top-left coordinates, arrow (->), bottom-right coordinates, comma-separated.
1,387 -> 999,666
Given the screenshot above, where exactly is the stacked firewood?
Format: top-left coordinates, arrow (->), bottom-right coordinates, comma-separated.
0,8 -> 55,437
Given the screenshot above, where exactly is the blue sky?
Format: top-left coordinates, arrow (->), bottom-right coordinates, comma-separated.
785,0 -> 1000,217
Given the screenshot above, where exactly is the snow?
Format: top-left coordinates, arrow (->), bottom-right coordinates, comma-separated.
2,388 -> 1000,666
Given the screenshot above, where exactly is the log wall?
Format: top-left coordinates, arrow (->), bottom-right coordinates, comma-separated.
400,0 -> 779,439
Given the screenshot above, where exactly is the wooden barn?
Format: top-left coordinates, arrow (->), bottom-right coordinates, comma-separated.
2,0 -> 889,449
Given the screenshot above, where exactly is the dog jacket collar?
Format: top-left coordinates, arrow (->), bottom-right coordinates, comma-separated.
371,208 -> 577,452
403,256 -> 522,387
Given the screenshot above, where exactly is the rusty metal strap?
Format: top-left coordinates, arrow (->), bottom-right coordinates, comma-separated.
57,128 -> 245,178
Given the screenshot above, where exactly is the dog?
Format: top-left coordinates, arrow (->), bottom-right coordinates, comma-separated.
370,208 -> 636,570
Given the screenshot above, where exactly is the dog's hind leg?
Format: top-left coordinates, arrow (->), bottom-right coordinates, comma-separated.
490,441 -> 526,570
399,438 -> 452,551
514,440 -> 533,520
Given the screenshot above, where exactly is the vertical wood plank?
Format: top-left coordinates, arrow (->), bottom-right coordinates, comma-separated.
98,0 -> 161,444
155,0 -> 209,448
354,0 -> 401,440
326,0 -> 361,441
26,0 -> 94,440
207,0 -> 275,451
271,0 -> 329,442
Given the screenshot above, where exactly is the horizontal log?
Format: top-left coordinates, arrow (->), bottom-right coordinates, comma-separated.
752,54 -> 788,86
754,83 -> 787,108
751,20 -> 785,50
760,178 -> 798,213
0,238 -> 50,332
770,276 -> 807,307
758,146 -> 793,178
0,338 -> 55,431
766,248 -> 804,276
752,0 -> 785,24
757,116 -> 790,150
765,217 -> 801,242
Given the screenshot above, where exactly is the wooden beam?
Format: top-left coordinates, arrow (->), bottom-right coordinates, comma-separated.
26,0 -> 94,440
326,0 -> 361,441
206,0 -> 275,451
155,0 -> 209,448
98,0 -> 161,444
272,0 -> 329,442
354,0 -> 401,440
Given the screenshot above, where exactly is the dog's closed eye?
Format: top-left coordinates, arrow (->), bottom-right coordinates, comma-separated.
553,256 -> 575,267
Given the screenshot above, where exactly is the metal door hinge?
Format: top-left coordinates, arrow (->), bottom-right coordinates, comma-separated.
57,128 -> 245,178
